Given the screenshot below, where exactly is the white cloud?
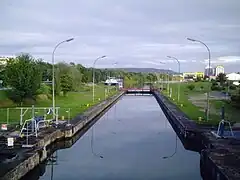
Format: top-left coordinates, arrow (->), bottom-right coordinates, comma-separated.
141,60 -> 165,66
202,56 -> 240,65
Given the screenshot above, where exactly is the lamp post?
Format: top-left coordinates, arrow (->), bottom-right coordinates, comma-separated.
187,38 -> 211,121
52,38 -> 74,123
108,62 -> 118,86
167,69 -> 170,96
110,62 -> 118,92
167,56 -> 181,102
109,62 -> 118,77
159,61 -> 166,90
92,56 -> 106,103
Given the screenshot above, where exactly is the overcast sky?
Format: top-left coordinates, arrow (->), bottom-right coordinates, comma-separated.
1,0 -> 240,72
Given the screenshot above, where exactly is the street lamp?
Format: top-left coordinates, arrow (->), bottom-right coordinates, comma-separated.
167,56 -> 181,102
52,38 -> 74,123
159,61 -> 166,90
187,37 -> 211,121
92,55 -> 106,103
109,62 -> 118,78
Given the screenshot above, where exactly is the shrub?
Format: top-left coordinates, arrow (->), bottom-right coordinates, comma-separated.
231,94 -> 240,108
212,81 -> 218,86
229,85 -> 237,90
187,84 -> 195,91
211,85 -> 221,91
36,83 -> 50,95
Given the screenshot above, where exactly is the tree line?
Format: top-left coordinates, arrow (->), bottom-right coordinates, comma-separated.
0,54 -> 171,103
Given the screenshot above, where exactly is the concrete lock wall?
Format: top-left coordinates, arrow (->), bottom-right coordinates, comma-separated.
1,92 -> 124,180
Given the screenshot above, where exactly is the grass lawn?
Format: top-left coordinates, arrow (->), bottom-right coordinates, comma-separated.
211,100 -> 240,124
0,85 -> 118,124
160,81 -> 225,126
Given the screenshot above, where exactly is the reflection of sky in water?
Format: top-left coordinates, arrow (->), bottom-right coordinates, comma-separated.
39,96 -> 201,180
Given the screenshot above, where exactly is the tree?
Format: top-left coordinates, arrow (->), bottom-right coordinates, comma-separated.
70,66 -> 82,91
60,74 -> 73,96
216,73 -> 227,86
4,54 -> 42,103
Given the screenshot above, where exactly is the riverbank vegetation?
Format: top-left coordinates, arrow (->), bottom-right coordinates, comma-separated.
161,80 -> 240,126
0,53 -> 164,124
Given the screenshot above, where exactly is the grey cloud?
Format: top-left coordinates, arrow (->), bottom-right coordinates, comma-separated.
0,0 -> 240,72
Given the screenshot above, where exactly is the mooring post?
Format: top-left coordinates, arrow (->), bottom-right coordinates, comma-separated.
32,105 -> 35,133
26,122 -> 29,146
68,108 -> 70,122
219,105 -> 225,137
20,108 -> 23,126
56,107 -> 59,124
7,108 -> 9,125
221,105 -> 225,120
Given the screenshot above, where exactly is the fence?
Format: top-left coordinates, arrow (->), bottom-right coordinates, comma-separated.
0,107 -> 72,125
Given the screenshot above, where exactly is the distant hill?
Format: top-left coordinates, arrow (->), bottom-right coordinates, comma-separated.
109,68 -> 177,74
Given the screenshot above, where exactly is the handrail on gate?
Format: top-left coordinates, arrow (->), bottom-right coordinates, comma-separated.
216,120 -> 234,137
36,119 -> 53,137
19,118 -> 35,137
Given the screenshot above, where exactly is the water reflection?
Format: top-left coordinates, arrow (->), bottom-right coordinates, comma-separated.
47,151 -> 58,180
22,96 -> 201,180
162,134 -> 178,159
91,127 -> 104,159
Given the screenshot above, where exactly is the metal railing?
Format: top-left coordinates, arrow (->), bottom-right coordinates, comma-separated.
216,120 -> 234,137
19,118 -> 37,137
36,119 -> 53,137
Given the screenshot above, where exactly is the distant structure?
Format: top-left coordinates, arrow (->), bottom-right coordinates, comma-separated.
226,73 -> 240,86
226,73 -> 240,81
204,65 -> 225,77
214,65 -> 224,76
0,56 -> 15,66
104,77 -> 124,89
183,72 -> 204,80
204,65 -> 215,76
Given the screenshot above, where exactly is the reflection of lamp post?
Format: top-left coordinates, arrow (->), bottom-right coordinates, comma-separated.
167,56 -> 180,102
92,56 -> 106,103
52,38 -> 74,123
187,38 -> 211,121
162,134 -> 178,159
91,126 -> 103,159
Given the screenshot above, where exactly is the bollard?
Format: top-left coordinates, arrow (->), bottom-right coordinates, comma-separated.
221,105 -> 225,120
62,116 -> 64,120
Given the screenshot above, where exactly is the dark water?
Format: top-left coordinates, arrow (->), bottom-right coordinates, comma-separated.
26,95 -> 202,180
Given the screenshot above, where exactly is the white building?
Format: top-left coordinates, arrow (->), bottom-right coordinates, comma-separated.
204,65 -> 214,76
215,65 -> 224,76
0,56 -> 15,66
104,77 -> 119,86
226,73 -> 240,81
0,57 -> 7,66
